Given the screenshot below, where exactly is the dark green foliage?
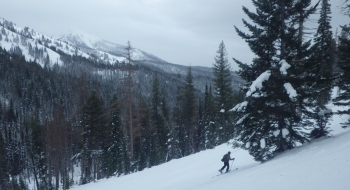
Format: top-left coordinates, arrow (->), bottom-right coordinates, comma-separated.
310,127 -> 329,139
25,114 -> 48,189
174,67 -> 197,157
0,45 -> 208,187
195,99 -> 206,152
132,97 -> 150,171
306,0 -> 335,137
310,0 -> 334,104
212,41 -> 235,142
6,176 -> 28,190
134,102 -> 149,171
150,74 -> 169,164
6,2 -> 345,183
203,85 -> 218,148
234,68 -> 307,161
103,95 -> 127,177
0,43 -> 213,188
167,105 -> 182,160
0,134 -> 9,190
334,24 -> 350,128
79,91 -> 107,184
233,0 -> 314,162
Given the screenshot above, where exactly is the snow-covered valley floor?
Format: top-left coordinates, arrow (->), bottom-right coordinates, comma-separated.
71,113 -> 350,190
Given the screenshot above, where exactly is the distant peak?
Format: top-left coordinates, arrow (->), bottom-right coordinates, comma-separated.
60,29 -> 103,49
67,28 -> 100,39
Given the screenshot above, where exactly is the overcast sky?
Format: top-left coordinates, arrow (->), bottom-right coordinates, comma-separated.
0,0 -> 348,70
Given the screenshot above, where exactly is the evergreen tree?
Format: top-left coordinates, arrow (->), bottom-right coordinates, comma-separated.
26,114 -> 48,189
177,67 -> 197,157
195,99 -> 206,152
150,74 -> 169,163
0,134 -> 9,190
160,87 -> 171,156
334,24 -> 350,128
168,106 -> 182,160
212,41 -> 235,142
134,98 -> 150,171
233,0 -> 314,162
311,0 -> 334,104
130,93 -> 149,172
307,0 -> 334,138
203,85 -> 217,148
79,91 -> 106,184
104,95 -> 127,177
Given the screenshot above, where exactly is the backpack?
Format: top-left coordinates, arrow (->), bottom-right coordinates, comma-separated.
221,154 -> 226,162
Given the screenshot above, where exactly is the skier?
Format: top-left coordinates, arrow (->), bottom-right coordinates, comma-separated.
219,151 -> 235,173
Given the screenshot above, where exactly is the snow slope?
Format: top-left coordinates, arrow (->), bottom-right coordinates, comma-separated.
59,29 -> 165,63
0,17 -> 91,67
71,111 -> 350,190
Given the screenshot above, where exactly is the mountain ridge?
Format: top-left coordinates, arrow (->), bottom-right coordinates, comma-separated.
59,28 -> 167,63
0,17 -> 244,92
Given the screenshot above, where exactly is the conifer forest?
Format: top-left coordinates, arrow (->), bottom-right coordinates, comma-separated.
0,0 -> 350,189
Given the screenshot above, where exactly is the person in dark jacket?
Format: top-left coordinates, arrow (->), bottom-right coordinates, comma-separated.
219,151 -> 235,173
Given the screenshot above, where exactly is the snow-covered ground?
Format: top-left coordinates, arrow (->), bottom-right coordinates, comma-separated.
71,106 -> 350,190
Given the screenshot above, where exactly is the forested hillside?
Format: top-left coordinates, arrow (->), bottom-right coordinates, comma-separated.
0,16 -> 244,190
0,0 -> 349,189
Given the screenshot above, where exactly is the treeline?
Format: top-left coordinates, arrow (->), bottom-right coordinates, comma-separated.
0,37 -> 242,189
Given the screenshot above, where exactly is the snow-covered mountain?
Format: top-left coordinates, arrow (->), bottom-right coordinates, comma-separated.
59,29 -> 166,64
0,17 -> 197,73
58,29 -> 227,79
0,17 -> 244,92
0,17 -> 92,67
0,17 -> 175,66
58,30 -> 245,90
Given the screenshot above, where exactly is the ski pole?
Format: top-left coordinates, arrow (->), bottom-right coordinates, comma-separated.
229,159 -> 234,171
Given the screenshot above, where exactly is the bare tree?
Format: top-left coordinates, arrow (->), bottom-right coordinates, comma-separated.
119,41 -> 138,160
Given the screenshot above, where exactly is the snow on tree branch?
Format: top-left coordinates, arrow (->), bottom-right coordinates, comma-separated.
283,83 -> 297,100
280,60 -> 291,75
246,70 -> 271,97
230,101 -> 248,112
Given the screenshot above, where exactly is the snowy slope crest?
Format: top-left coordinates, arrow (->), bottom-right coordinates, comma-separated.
0,17 -> 93,67
0,17 -> 167,67
0,18 -> 63,67
59,29 -> 166,64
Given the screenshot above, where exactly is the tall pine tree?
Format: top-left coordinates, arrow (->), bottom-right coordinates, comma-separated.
233,0 -> 314,162
212,41 -> 235,142
79,91 -> 106,184
203,85 -> 218,148
150,74 -> 169,164
177,67 -> 197,157
195,99 -> 206,152
307,0 -> 334,138
104,95 -> 128,177
334,24 -> 350,128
